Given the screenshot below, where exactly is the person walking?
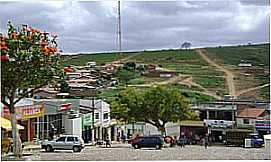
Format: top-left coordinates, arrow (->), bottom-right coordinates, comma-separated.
204,135 -> 209,149
179,136 -> 185,148
105,134 -> 111,148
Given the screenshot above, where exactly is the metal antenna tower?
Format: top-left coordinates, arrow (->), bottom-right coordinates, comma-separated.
116,0 -> 122,61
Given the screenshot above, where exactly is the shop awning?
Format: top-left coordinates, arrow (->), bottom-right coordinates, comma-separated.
1,117 -> 24,131
179,120 -> 204,127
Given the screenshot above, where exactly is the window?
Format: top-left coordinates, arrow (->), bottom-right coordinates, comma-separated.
67,137 -> 75,142
243,119 -> 249,124
103,113 -> 108,120
95,113 -> 99,119
74,137 -> 79,142
56,137 -> 66,142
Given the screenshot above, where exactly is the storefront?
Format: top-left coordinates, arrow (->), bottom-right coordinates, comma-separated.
204,119 -> 235,143
82,113 -> 92,143
179,120 -> 206,144
3,103 -> 44,142
255,118 -> 271,138
1,117 -> 25,154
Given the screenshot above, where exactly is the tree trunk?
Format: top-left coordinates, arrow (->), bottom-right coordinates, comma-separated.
10,108 -> 23,158
132,122 -> 135,135
159,126 -> 166,136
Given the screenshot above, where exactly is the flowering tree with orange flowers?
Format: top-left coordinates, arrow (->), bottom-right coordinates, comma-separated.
1,21 -> 63,157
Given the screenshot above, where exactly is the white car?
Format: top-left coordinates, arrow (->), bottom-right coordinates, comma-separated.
41,135 -> 84,152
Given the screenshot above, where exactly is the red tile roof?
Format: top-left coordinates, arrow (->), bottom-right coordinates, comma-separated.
237,108 -> 266,118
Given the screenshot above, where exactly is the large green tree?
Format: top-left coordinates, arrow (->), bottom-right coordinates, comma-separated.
1,22 -> 63,157
115,68 -> 139,86
111,86 -> 198,135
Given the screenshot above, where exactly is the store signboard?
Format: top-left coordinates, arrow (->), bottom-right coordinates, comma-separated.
58,103 -> 72,111
83,113 -> 92,126
4,103 -> 44,120
204,119 -> 234,129
256,118 -> 271,130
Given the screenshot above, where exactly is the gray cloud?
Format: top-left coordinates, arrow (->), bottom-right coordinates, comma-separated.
0,0 -> 269,53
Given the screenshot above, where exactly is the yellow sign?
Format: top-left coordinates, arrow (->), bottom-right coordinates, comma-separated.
19,103 -> 45,119
4,103 -> 45,120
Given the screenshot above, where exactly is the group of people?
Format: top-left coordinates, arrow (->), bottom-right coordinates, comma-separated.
95,134 -> 111,147
178,134 -> 209,149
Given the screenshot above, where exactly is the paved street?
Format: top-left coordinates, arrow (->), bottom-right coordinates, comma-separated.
8,144 -> 269,161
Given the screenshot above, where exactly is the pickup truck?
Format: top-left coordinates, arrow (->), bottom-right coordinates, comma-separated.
224,129 -> 264,147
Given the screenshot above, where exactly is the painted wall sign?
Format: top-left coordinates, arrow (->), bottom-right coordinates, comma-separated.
3,103 -> 44,120
204,120 -> 234,129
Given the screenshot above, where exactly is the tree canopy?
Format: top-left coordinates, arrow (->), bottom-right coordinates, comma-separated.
111,86 -> 198,135
115,68 -> 140,86
1,22 -> 63,107
181,42 -> 192,49
1,21 -> 63,157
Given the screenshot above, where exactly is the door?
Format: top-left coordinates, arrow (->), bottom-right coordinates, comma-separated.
66,137 -> 76,150
149,138 -> 157,147
54,137 -> 66,149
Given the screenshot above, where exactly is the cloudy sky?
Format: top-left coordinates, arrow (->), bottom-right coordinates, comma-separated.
0,0 -> 269,54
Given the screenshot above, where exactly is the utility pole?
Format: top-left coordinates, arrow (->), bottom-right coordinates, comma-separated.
232,98 -> 235,129
91,97 -> 95,144
117,0 -> 122,60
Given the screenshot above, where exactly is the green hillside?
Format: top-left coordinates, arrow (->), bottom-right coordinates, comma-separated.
63,43 -> 270,101
62,52 -> 131,66
205,43 -> 270,67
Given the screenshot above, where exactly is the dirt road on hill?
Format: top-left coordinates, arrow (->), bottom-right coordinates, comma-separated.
196,49 -> 236,97
236,83 -> 270,96
128,75 -> 222,100
112,52 -> 142,64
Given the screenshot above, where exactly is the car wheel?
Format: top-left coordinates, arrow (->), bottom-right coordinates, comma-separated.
73,146 -> 81,152
134,144 -> 139,149
155,144 -> 161,149
45,145 -> 53,152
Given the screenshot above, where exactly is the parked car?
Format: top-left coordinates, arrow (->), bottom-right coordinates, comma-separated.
224,129 -> 259,147
224,129 -> 264,147
131,136 -> 164,149
128,136 -> 143,144
249,133 -> 264,148
41,135 -> 84,152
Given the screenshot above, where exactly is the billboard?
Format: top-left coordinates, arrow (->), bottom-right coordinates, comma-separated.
255,118 -> 271,130
3,102 -> 44,120
204,119 -> 235,129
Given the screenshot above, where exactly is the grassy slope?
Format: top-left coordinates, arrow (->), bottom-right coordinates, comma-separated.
205,43 -> 270,67
62,53 -> 131,66
63,43 -> 269,101
205,43 -> 270,101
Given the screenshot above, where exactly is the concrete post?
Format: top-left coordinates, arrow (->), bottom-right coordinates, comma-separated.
99,126 -> 103,140
107,128 -> 111,141
37,117 -> 39,140
46,115 -> 49,139
28,119 -> 31,142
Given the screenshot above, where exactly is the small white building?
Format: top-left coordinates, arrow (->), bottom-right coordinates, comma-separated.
238,63 -> 252,67
236,108 -> 267,130
80,99 -> 117,142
